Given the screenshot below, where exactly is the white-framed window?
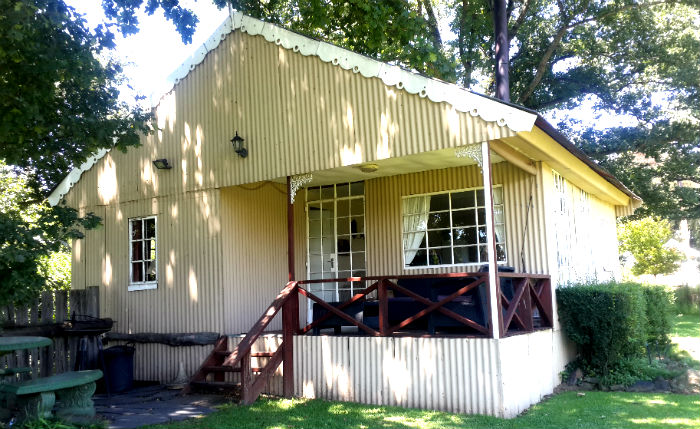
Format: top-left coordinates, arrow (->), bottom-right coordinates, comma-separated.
129,216 -> 158,291
401,186 -> 506,268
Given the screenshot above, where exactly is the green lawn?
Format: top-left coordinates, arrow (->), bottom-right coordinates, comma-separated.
149,393 -> 700,429
149,313 -> 700,429
672,313 -> 700,338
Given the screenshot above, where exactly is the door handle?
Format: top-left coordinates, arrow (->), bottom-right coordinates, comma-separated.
328,257 -> 334,269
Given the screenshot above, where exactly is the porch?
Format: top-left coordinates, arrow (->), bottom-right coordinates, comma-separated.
187,269 -> 557,418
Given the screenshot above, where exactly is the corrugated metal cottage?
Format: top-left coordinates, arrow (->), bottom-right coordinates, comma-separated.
49,12 -> 641,418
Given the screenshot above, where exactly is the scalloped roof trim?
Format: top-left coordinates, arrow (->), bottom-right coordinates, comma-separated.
49,12 -> 537,207
161,12 -> 537,133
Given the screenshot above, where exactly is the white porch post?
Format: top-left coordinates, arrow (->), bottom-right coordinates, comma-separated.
481,141 -> 501,339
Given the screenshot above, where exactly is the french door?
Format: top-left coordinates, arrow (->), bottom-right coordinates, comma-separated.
306,182 -> 366,321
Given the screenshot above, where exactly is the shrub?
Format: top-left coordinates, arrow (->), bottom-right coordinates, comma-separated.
674,285 -> 700,315
557,282 -> 647,374
642,285 -> 673,347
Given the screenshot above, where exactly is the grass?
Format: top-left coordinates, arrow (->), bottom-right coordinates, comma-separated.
671,313 -> 700,338
146,313 -> 700,429
147,393 -> 700,429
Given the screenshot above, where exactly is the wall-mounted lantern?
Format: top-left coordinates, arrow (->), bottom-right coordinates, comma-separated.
231,131 -> 248,158
152,158 -> 172,169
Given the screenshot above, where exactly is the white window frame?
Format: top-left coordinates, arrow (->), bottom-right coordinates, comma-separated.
401,185 -> 507,269
128,215 -> 158,291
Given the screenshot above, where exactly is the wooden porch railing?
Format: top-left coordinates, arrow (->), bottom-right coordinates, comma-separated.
498,273 -> 553,336
186,271 -> 552,404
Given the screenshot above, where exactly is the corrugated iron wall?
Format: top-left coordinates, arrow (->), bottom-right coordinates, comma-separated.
294,335 -> 503,416
64,30 -> 514,210
70,189 -> 225,381
220,183 -> 288,335
365,162 -> 549,276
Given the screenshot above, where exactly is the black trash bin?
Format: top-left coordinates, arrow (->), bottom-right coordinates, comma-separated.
103,345 -> 135,393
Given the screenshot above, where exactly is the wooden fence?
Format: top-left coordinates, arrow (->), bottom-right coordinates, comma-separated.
0,287 -> 99,379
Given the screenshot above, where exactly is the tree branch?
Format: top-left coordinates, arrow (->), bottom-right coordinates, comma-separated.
508,0 -> 533,40
518,23 -> 569,104
422,0 -> 443,48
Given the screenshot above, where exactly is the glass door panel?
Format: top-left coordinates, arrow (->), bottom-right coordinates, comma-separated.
306,182 -> 366,325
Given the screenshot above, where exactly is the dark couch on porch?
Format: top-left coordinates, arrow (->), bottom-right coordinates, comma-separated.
309,266 -> 516,335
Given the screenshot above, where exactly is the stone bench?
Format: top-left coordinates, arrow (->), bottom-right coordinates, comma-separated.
0,369 -> 102,422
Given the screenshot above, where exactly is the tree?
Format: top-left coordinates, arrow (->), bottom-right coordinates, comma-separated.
0,0 -> 151,304
0,162 -> 97,304
618,217 -> 684,277
99,0 -> 699,227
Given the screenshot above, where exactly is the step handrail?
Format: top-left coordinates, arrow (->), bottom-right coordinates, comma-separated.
222,281 -> 298,368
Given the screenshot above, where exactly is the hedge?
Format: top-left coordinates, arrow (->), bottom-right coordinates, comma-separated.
556,282 -> 671,375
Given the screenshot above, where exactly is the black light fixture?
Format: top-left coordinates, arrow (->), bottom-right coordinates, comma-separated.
152,158 -> 172,170
231,131 -> 248,158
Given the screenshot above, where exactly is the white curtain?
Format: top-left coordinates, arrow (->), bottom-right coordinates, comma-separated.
402,196 -> 430,265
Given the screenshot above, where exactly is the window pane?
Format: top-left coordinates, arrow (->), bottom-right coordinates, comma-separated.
427,229 -> 451,247
336,199 -> 350,217
496,244 -> 507,262
145,218 -> 156,238
350,199 -> 364,216
495,225 -> 506,243
337,237 -> 351,252
307,187 -> 320,201
428,212 -> 450,229
350,181 -> 364,196
477,208 -> 486,225
494,205 -> 504,224
479,245 -> 488,262
351,252 -> 365,269
428,247 -> 452,265
350,237 -> 364,252
308,203 -> 321,220
131,220 -> 142,240
336,183 -> 350,198
478,226 -> 488,243
321,185 -> 334,199
476,189 -> 485,206
451,191 -> 475,209
337,218 -> 350,235
308,220 -> 322,238
337,254 -> 351,270
452,209 -> 476,227
350,216 -> 364,234
453,227 -> 477,245
146,239 -> 156,260
309,238 -> 322,253
145,261 -> 156,282
131,242 -> 143,261
429,194 -> 449,211
309,256 -> 323,273
453,246 -> 479,264
406,248 -> 427,266
132,262 -> 143,283
493,187 -> 503,205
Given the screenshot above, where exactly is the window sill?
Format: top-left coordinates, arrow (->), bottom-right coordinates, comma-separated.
403,261 -> 508,270
128,282 -> 158,291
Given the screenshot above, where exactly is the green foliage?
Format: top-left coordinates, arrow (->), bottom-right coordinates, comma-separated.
674,285 -> 700,315
557,282 -> 648,374
618,217 -> 684,276
642,285 -> 673,346
20,417 -> 105,429
0,163 -> 98,305
0,0 -> 152,304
